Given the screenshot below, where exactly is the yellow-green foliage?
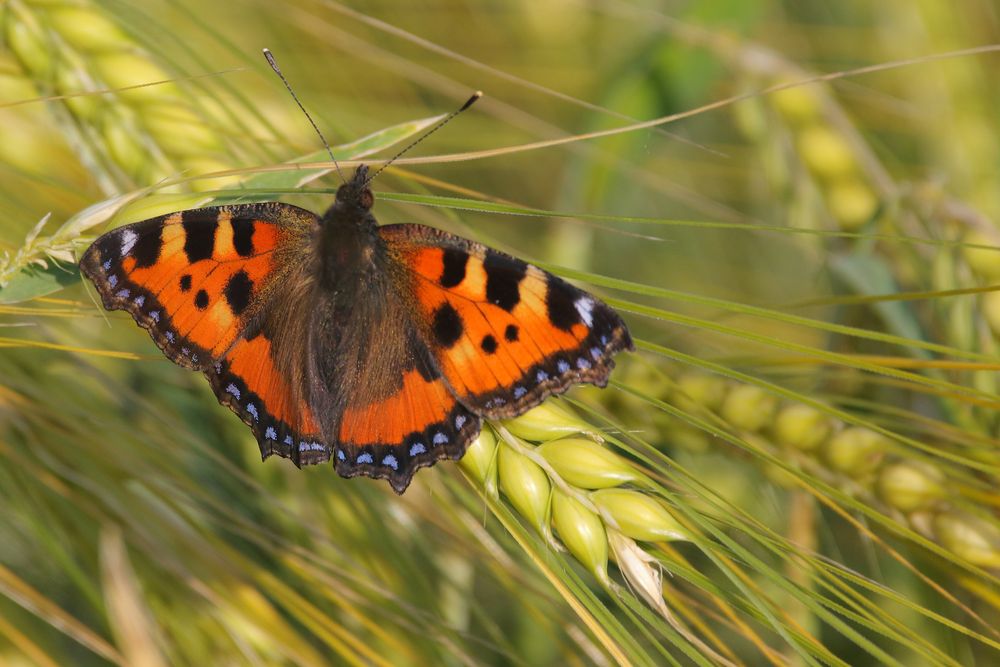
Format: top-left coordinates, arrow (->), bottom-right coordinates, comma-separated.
1,0 -> 999,665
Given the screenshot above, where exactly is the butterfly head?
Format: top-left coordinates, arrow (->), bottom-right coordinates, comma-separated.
333,165 -> 375,214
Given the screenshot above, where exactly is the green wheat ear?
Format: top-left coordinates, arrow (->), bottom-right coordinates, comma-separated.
5,0 -> 235,192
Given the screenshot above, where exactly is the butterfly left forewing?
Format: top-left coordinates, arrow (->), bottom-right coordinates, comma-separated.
81,202 -> 313,367
381,223 -> 633,419
81,202 -> 329,463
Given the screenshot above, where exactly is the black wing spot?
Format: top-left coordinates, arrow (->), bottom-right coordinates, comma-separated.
432,303 -> 463,348
484,251 -> 526,312
481,334 -> 498,354
194,289 -> 209,310
133,227 -> 162,268
439,248 -> 468,287
545,279 -> 581,332
182,212 -> 217,262
232,219 -> 255,257
224,270 -> 253,316
504,324 -> 519,342
179,274 -> 192,292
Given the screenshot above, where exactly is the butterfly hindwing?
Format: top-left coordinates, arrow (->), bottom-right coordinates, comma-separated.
207,329 -> 327,466
331,319 -> 482,493
381,224 -> 634,419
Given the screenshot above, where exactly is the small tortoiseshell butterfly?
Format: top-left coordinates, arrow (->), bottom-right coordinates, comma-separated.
81,158 -> 632,493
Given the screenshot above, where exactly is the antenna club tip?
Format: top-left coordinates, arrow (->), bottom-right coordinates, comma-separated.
262,47 -> 271,54
461,91 -> 483,111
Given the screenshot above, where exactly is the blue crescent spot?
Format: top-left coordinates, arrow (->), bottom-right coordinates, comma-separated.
108,275 -> 118,288
382,454 -> 399,470
225,383 -> 241,400
536,370 -> 549,383
576,357 -> 591,370
357,453 -> 373,465
102,260 -> 111,271
337,449 -> 346,461
246,403 -> 259,421
264,426 -> 277,440
150,311 -> 160,322
557,360 -> 570,373
513,386 -> 526,399
433,432 -> 448,445
165,331 -> 175,342
115,289 -> 130,299
181,347 -> 190,356
600,335 -> 608,345
455,415 -> 466,430
134,295 -> 145,307
409,442 -> 427,456
284,435 -> 293,445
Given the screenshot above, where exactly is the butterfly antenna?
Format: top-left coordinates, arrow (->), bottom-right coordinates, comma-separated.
262,48 -> 346,184
366,91 -> 482,185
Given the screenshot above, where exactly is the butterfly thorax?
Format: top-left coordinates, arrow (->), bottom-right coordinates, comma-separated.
317,166 -> 383,291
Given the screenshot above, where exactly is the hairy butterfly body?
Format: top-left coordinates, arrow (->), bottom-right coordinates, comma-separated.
81,165 -> 633,492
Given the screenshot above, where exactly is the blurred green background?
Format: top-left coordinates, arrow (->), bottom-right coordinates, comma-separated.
2,0 -> 1000,665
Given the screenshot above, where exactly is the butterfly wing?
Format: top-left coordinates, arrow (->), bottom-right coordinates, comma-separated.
80,202 -> 326,464
331,326 -> 481,494
380,224 -> 633,419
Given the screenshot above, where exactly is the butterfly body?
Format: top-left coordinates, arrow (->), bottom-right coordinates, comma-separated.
81,166 -> 633,492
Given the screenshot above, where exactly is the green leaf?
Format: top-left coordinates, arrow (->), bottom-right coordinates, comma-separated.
0,262 -> 80,304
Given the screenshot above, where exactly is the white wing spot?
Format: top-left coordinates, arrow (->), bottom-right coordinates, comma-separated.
574,297 -> 596,327
120,229 -> 138,256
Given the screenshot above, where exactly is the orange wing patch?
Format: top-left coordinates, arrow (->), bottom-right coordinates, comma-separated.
207,332 -> 327,465
382,224 -> 633,419
335,337 -> 481,494
80,204 -> 303,368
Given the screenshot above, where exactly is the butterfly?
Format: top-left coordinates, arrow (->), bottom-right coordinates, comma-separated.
80,164 -> 633,492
